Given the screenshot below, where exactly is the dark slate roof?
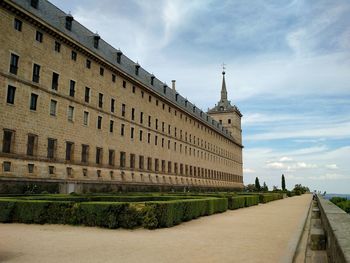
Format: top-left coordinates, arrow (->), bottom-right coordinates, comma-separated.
10,0 -> 238,142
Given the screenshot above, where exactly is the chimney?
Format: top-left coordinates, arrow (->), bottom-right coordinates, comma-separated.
172,80 -> 176,91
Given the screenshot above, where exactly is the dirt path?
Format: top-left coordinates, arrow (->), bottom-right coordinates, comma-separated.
0,194 -> 311,263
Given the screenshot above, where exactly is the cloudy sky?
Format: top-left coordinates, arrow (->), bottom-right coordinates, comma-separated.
51,0 -> 350,194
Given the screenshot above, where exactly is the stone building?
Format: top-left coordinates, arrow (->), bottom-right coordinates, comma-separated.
0,0 -> 243,193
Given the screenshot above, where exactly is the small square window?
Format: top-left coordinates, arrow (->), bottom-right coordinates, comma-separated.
100,67 -> 104,76
49,166 -> 55,175
83,168 -> 88,177
71,51 -> 77,61
97,170 -> 101,177
36,31 -> 43,42
132,86 -> 136,93
67,167 -> 73,177
112,74 -> 116,82
3,162 -> 11,172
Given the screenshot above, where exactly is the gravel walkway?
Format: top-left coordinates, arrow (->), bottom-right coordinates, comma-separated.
0,194 -> 311,263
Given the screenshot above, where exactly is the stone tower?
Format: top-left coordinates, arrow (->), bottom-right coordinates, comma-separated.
207,70 -> 242,145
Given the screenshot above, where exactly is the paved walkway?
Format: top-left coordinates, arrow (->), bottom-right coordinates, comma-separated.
0,194 -> 311,263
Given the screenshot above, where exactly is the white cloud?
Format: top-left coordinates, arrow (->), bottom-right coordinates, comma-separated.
325,164 -> 339,170
243,168 -> 256,174
279,156 -> 293,162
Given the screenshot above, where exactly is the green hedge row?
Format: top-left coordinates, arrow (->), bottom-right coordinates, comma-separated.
259,193 -> 284,203
143,197 -> 228,228
0,199 -> 140,228
0,197 -> 227,229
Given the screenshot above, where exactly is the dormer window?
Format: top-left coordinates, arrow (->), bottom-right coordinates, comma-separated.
192,106 -> 195,113
31,0 -> 39,9
116,50 -> 122,64
135,63 -> 140,75
65,15 -> 73,31
200,111 -> 203,117
150,75 -> 155,85
93,34 -> 100,48
163,85 -> 167,94
175,93 -> 179,101
185,100 -> 188,107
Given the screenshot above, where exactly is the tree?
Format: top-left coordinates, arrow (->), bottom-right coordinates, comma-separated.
255,177 -> 261,191
281,174 -> 286,191
262,182 -> 268,192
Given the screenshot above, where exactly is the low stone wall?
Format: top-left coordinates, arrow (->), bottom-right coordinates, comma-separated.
317,195 -> 350,263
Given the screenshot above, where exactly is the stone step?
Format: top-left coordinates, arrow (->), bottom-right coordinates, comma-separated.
310,228 -> 326,250
311,218 -> 322,229
312,208 -> 320,219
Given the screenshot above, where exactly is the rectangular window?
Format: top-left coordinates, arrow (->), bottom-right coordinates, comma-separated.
52,72 -> 59,90
97,116 -> 102,129
84,87 -> 90,103
130,127 -> 134,139
69,80 -> 75,97
50,100 -> 57,116
14,18 -> 22,31
147,133 -> 150,143
86,59 -> 91,69
149,95 -> 152,102
32,64 -> 40,83
155,135 -> 158,145
139,130 -> 143,141
83,111 -> 89,126
100,67 -> 104,76
28,164 -> 34,173
120,152 -> 126,168
10,53 -> 19,75
139,155 -> 144,170
155,119 -> 158,130
130,154 -> 135,169
31,0 -> 39,8
121,104 -> 126,117
168,161 -> 172,173
2,130 -> 14,153
6,85 -> 16,104
132,86 -> 136,93
112,74 -> 116,82
122,80 -> 126,88
161,160 -> 165,172
155,159 -> 159,172
98,93 -> 103,108
47,138 -> 56,159
54,41 -> 61,52
35,31 -> 43,42
27,134 -> 37,156
66,142 -> 74,161
30,93 -> 38,111
131,108 -> 135,121
121,124 -> 125,136
110,120 -> 114,133
147,157 -> 152,171
49,166 -> 55,175
148,116 -> 151,127
140,112 -> 143,124
96,147 -> 102,164
82,144 -> 89,163
111,98 -> 115,112
109,150 -> 115,166
68,106 -> 74,121
71,50 -> 77,61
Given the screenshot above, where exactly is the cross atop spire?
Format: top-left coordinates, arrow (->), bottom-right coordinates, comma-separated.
221,63 -> 227,101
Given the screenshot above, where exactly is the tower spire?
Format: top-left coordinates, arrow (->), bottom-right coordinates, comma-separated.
221,63 -> 227,102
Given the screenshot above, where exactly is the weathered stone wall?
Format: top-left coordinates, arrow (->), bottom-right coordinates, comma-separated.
317,196 -> 350,263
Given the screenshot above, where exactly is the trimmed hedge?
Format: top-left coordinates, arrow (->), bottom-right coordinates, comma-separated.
143,197 -> 228,229
259,193 -> 284,203
229,196 -> 246,210
244,196 -> 259,207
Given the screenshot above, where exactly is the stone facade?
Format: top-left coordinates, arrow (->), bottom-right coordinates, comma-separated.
0,0 -> 243,193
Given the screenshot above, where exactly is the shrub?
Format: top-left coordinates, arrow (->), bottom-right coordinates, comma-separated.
244,196 -> 259,207
143,198 -> 227,228
229,196 -> 245,209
